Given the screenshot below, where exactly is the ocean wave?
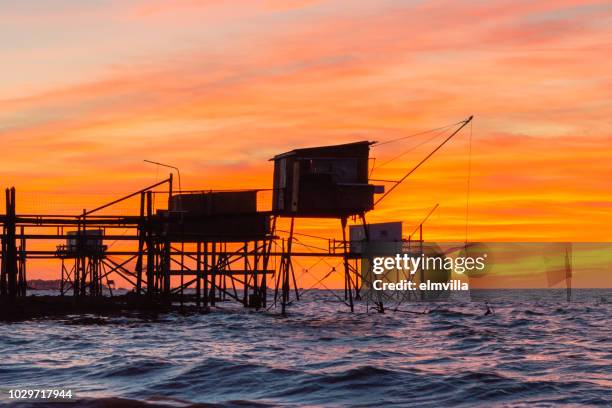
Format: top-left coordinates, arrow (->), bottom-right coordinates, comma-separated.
1,289 -> 610,407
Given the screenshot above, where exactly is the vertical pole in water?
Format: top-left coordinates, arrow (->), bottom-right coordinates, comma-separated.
203,241 -> 209,309
135,192 -> 145,295
282,218 -> 295,315
210,242 -> 216,307
419,224 -> 424,301
83,258 -> 89,297
291,253 -> 300,301
89,258 -> 94,296
80,209 -> 87,297
0,205 -> 6,297
60,259 -> 65,296
0,198 -> 6,297
18,226 -> 26,297
243,241 -> 248,307
74,209 -> 81,298
59,226 -> 65,296
73,231 -> 78,298
95,258 -> 100,297
253,240 -> 259,308
274,238 -> 283,308
261,217 -> 274,309
196,242 -> 201,309
7,188 -> 16,298
92,259 -> 96,296
163,241 -> 171,303
146,191 -> 154,297
343,241 -> 348,299
180,241 -> 184,309
566,247 -> 572,302
223,243 -> 228,300
167,173 -> 174,300
341,217 -> 354,312
357,213 -> 370,301
5,188 -> 18,298
17,228 -> 21,296
93,259 -> 99,296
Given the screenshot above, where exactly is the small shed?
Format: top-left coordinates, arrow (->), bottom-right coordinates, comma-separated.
271,141 -> 377,217
170,191 -> 257,216
59,229 -> 106,257
162,190 -> 270,242
349,222 -> 402,255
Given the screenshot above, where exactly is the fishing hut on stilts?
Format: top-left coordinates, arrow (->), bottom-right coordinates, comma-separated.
0,116 -> 475,318
270,141 -> 380,313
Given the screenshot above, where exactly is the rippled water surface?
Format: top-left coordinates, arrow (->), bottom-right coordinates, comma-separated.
1,290 -> 611,407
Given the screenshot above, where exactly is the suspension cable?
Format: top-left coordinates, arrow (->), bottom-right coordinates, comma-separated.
371,127 -> 453,174
372,120 -> 464,147
374,116 -> 473,207
465,119 -> 473,243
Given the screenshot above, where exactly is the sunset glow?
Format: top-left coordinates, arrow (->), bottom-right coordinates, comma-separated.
2,1 -> 611,285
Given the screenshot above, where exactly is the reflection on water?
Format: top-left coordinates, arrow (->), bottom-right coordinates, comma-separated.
1,289 -> 610,407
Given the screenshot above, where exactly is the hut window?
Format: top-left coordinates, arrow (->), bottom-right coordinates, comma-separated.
305,158 -> 358,183
276,158 -> 287,210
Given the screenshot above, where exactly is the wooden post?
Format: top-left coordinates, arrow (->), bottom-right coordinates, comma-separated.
60,259 -> 65,296
243,241 -> 248,307
146,191 -> 154,297
203,241 -> 209,308
18,226 -> 26,296
210,242 -> 216,307
196,242 -> 201,309
180,241 -> 184,309
1,214 -> 6,296
6,188 -> 18,298
73,209 -> 81,298
281,218 -> 295,314
135,192 -> 145,295
80,209 -> 87,297
253,240 -> 259,308
163,176 -> 173,303
341,217 -> 354,312
163,241 -> 171,301
222,243 -> 227,300
419,224 -> 424,301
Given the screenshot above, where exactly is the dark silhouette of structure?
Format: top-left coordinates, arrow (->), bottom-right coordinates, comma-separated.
272,141 -> 376,217
0,116 -> 474,318
56,229 -> 107,297
271,141 -> 381,312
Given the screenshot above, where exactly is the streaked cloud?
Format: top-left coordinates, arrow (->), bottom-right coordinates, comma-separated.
1,0 -> 610,285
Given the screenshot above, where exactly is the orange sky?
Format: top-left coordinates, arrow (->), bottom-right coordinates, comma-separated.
1,0 -> 611,285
